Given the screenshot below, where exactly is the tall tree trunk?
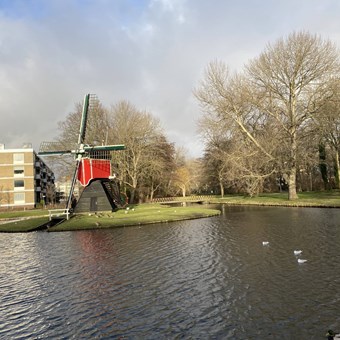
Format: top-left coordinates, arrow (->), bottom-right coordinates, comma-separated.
288,169 -> 298,200
130,188 -> 136,204
150,182 -> 154,201
288,122 -> 298,200
219,182 -> 224,197
319,143 -> 329,190
219,177 -> 224,197
288,147 -> 298,199
334,151 -> 340,189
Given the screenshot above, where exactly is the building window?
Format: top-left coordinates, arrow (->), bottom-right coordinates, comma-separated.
14,180 -> 24,190
13,153 -> 24,164
14,166 -> 24,177
14,193 -> 25,204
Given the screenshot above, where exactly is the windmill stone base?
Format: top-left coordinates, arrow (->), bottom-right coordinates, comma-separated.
74,178 -> 120,213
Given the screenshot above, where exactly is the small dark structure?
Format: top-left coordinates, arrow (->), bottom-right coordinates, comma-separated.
74,178 -> 126,213
31,217 -> 66,231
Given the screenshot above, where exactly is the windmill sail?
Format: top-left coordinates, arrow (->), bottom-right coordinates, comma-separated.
39,142 -> 125,156
39,141 -> 77,155
78,94 -> 90,145
66,94 -> 92,210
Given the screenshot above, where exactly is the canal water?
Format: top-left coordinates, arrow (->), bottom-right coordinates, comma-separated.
0,205 -> 340,339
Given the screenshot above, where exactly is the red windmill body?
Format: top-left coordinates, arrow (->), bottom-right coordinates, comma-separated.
77,158 -> 111,187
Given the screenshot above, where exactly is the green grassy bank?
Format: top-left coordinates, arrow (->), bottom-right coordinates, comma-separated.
0,204 -> 221,233
210,190 -> 340,207
51,204 -> 221,232
0,217 -> 50,232
0,190 -> 339,232
0,209 -> 48,219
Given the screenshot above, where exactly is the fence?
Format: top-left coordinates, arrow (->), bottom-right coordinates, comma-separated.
48,209 -> 71,221
151,195 -> 215,203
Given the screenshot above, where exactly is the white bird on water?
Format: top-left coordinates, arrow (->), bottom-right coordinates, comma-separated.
298,258 -> 307,264
294,250 -> 302,256
262,241 -> 269,246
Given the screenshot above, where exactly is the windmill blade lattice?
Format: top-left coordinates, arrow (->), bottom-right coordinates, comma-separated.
39,141 -> 78,155
78,94 -> 98,145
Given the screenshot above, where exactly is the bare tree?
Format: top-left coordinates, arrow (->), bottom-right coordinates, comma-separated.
168,146 -> 200,197
202,145 -> 229,197
196,32 -> 339,200
109,101 -> 168,203
246,32 -> 339,198
196,62 -> 278,197
142,136 -> 176,200
314,79 -> 340,188
45,183 -> 56,205
198,115 -> 233,196
173,166 -> 190,197
172,160 -> 199,197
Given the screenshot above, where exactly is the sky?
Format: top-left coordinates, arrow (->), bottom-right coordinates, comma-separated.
0,0 -> 340,158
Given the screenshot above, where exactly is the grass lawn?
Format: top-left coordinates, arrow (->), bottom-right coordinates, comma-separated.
0,217 -> 50,232
51,204 -> 221,231
1,191 -> 339,232
210,190 -> 340,207
0,209 -> 49,219
0,204 -> 221,232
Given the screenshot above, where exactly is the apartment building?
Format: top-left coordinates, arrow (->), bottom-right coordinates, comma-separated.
0,144 -> 55,209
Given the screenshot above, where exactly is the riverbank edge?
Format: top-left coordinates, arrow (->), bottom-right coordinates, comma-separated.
1,190 -> 340,232
0,205 -> 221,233
205,191 -> 340,208
49,210 -> 221,232
208,200 -> 340,208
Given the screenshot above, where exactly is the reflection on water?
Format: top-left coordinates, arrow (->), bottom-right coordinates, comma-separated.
1,206 -> 340,339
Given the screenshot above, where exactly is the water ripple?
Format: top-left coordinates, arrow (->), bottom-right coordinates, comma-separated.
1,207 -> 340,338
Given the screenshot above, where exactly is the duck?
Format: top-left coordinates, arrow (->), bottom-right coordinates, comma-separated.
294,250 -> 302,256
326,329 -> 340,339
262,241 -> 269,246
297,259 -> 307,264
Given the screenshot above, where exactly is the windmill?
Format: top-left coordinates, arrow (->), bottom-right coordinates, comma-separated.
39,94 -> 126,212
